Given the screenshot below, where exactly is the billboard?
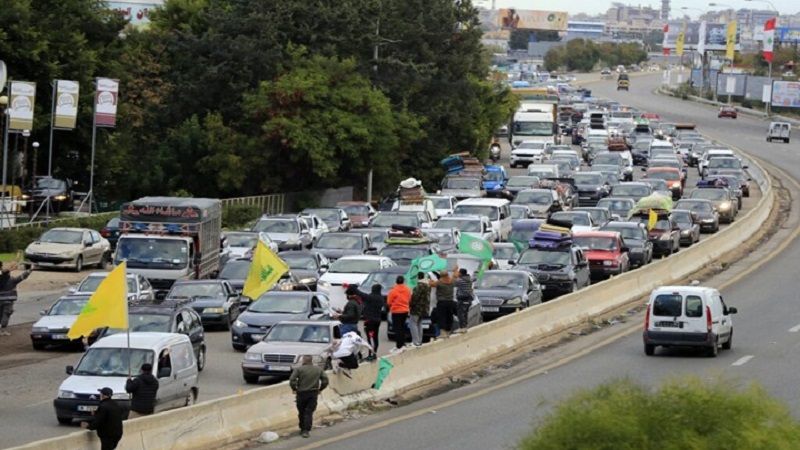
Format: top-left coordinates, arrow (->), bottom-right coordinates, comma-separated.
777,27 -> 800,44
744,76 -> 770,100
8,81 -> 36,131
54,80 -> 79,129
771,81 -> 800,108
497,9 -> 568,31
106,1 -> 162,27
716,73 -> 746,96
664,21 -> 740,52
95,78 -> 120,127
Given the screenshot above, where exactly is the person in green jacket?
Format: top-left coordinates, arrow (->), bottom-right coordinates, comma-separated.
289,355 -> 329,438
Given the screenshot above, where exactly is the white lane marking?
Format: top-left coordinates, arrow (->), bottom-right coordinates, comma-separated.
789,324 -> 800,333
732,355 -> 754,366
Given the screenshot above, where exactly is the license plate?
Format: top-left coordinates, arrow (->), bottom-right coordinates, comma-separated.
482,306 -> 500,312
540,285 -> 546,290
250,334 -> 264,341
655,321 -> 682,328
78,405 -> 98,412
422,323 -> 430,329
52,334 -> 69,340
267,365 -> 291,372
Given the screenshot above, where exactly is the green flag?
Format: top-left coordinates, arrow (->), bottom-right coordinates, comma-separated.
458,233 -> 493,261
373,357 -> 394,390
405,253 -> 448,288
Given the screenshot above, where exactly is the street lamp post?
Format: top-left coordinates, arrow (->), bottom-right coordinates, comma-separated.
21,129 -> 30,189
31,141 -> 39,183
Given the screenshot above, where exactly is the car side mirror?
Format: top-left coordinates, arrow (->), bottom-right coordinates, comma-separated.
640,167 -> 646,172
508,260 -> 517,266
66,365 -> 74,375
726,306 -> 738,315
312,307 -> 325,315
621,246 -> 630,253
68,287 -> 77,294
158,367 -> 172,378
40,309 -> 47,316
742,165 -> 748,169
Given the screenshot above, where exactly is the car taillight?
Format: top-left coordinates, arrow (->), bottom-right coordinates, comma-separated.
706,306 -> 713,332
100,228 -> 110,237
644,304 -> 651,330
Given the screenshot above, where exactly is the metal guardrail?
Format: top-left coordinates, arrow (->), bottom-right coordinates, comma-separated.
220,194 -> 285,215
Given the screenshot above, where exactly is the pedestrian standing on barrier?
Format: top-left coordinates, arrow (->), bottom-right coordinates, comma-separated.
335,285 -> 362,336
81,387 -> 124,450
387,275 -> 411,353
430,268 -> 456,338
125,363 -> 159,418
361,284 -> 384,360
454,268 -> 474,332
0,262 -> 32,336
289,355 -> 329,438
408,272 -> 431,347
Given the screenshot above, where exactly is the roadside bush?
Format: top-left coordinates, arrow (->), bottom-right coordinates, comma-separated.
672,82 -> 698,100
519,378 -> 800,450
222,204 -> 261,230
0,213 -> 117,254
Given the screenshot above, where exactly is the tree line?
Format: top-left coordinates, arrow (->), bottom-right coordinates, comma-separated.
0,0 -> 517,203
543,39 -> 649,72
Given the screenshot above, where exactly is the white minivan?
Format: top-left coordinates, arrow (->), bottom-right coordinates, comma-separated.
54,332 -> 199,424
452,198 -> 512,241
643,286 -> 737,357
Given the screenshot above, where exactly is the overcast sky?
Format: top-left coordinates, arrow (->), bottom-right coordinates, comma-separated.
486,1 -> 798,18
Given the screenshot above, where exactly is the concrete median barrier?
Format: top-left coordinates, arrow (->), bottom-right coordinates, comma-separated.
10,159 -> 774,450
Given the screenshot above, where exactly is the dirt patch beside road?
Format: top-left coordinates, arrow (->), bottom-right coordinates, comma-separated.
17,269 -> 87,293
0,324 -> 77,370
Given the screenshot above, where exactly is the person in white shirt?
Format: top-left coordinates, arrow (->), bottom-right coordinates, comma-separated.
329,331 -> 373,378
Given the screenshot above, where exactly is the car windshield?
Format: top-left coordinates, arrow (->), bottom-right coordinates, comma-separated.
578,209 -> 606,224
676,201 -> 712,213
453,205 -> 499,221
672,212 -> 693,224
552,213 -> 590,226
380,247 -> 428,262
249,294 -> 309,314
253,219 -> 299,234
105,313 -> 173,335
443,178 -> 481,190
106,217 -> 120,228
280,253 -> 317,271
691,189 -> 728,201
361,272 -> 398,291
362,229 -> 388,244
602,226 -> 645,241
513,121 -> 553,136
304,209 -> 340,221
476,273 -> 525,289
36,178 -> 66,189
116,238 -> 189,269
316,234 -> 364,250
510,207 -> 529,219
78,276 -> 137,293
484,171 -> 504,182
642,179 -> 669,190
75,348 -> 155,377
515,191 -> 552,205
341,205 -> 370,216
40,229 -> 83,244
573,236 -> 618,251
573,173 -> 603,185
435,218 -> 481,232
265,324 -> 331,344
593,155 -> 620,165
592,165 -> 618,173
597,199 -> 633,212
226,233 -> 257,248
708,158 -> 741,169
646,171 -> 679,181
507,177 -> 538,187
493,246 -> 519,260
528,169 -> 555,178
613,185 -> 649,197
49,297 -> 90,315
509,228 -> 537,242
430,198 -> 452,209
519,249 -> 570,265
328,259 -> 382,274
371,213 -> 420,228
219,260 -> 251,279
168,283 -> 224,298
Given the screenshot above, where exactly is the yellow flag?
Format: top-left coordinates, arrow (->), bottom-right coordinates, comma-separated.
726,20 -> 738,61
676,31 -> 685,57
242,240 -> 289,300
67,262 -> 129,339
647,210 -> 658,231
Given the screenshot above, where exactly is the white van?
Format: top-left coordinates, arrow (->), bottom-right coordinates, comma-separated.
643,286 -> 737,357
54,332 -> 199,424
452,198 -> 512,241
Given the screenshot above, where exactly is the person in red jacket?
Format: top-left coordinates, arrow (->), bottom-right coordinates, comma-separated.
387,275 -> 411,352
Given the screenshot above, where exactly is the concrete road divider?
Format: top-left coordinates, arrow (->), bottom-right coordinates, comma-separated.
10,160 -> 773,450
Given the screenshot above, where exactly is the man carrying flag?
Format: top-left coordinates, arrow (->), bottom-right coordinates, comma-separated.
242,240 -> 289,301
68,262 -> 129,342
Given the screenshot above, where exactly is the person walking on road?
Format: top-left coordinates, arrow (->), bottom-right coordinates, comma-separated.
0,262 -> 32,336
125,363 -> 159,418
335,286 -> 362,336
454,268 -> 474,332
80,387 -> 124,450
430,268 -> 456,338
361,284 -> 384,360
408,273 -> 431,347
387,276 -> 411,352
289,355 -> 329,438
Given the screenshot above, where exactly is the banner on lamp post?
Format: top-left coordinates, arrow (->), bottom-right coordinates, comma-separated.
8,81 -> 36,131
763,17 -> 776,63
726,20 -> 738,61
54,80 -> 79,129
662,24 -> 670,56
697,21 -> 707,55
94,78 -> 119,127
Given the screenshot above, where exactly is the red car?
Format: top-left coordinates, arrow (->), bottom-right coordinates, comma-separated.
718,106 -> 737,119
572,231 -> 630,279
640,112 -> 661,120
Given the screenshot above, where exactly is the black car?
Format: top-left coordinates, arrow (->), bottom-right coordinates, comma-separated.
512,246 -> 591,299
166,280 -> 241,330
24,176 -> 73,212
99,217 -> 121,250
513,189 -> 561,218
301,207 -> 351,232
278,250 -> 329,289
671,209 -> 701,246
572,172 -> 610,206
574,207 -> 612,227
474,270 -> 542,320
674,199 -> 720,232
379,243 -> 438,267
230,291 -> 331,351
506,176 -> 541,198
599,221 -> 653,267
629,213 -> 681,257
312,231 -> 375,261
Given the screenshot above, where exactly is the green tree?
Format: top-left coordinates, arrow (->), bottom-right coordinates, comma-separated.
519,378 -> 800,450
562,39 -> 600,72
543,46 -> 566,72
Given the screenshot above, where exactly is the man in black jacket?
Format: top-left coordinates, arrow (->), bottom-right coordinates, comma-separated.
0,262 -> 32,336
81,387 -> 124,450
361,284 -> 384,361
125,363 -> 159,418
335,285 -> 362,336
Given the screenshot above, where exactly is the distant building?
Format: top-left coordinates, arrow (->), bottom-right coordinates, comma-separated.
566,21 -> 606,41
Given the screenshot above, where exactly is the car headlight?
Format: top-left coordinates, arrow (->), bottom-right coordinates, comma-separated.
54,195 -> 67,201
284,239 -> 300,246
112,393 -> 130,400
659,233 -> 672,240
233,319 -> 246,328
58,390 -> 76,399
719,202 -> 731,210
603,260 -> 613,266
245,352 -> 262,361
21,194 -> 30,199
31,326 -> 49,333
317,280 -> 331,290
203,307 -> 225,314
505,296 -> 523,305
298,277 -> 317,285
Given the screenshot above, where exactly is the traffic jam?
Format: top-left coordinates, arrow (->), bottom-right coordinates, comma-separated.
17,79 -> 755,427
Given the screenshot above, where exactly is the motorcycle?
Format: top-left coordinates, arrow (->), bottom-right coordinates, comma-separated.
489,142 -> 501,162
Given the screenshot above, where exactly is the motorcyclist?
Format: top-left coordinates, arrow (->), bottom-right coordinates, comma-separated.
489,139 -> 501,162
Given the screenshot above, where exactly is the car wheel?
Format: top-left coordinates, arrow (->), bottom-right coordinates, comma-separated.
767,137 -> 771,142
571,281 -> 579,293
74,256 -> 83,272
184,389 -> 197,406
232,343 -> 246,352
57,416 -> 72,425
722,330 -> 733,350
197,346 -> 207,371
707,339 -> 719,357
99,252 -> 111,269
243,374 -> 259,384
32,341 -> 45,351
644,344 -> 655,356
221,315 -> 231,331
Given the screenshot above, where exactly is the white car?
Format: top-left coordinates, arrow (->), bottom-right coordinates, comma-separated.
549,211 -> 597,233
434,215 -> 495,242
298,213 -> 330,243
317,255 -> 396,310
222,231 -> 278,259
428,195 -> 457,218
69,271 -> 155,302
510,140 -> 548,168
643,285 -> 737,357
30,294 -> 90,350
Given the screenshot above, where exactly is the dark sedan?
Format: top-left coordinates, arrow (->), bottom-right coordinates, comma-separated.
474,270 -> 542,320
230,291 -> 331,351
674,199 -> 719,232
278,250 -> 330,290
599,221 -> 653,267
629,214 -> 681,257
312,231 -> 375,261
596,197 -> 636,219
99,217 -> 121,250
166,280 -> 241,330
572,172 -> 610,206
671,209 -> 701,246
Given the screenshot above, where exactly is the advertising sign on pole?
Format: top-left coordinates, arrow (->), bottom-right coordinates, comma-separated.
664,21 -> 740,52
497,9 -> 568,31
763,85 -> 772,104
8,81 -> 36,131
726,21 -> 738,60
54,80 -> 80,129
94,78 -> 119,127
771,81 -> 800,108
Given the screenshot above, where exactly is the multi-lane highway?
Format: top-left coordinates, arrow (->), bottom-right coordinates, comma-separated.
251,73 -> 800,450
